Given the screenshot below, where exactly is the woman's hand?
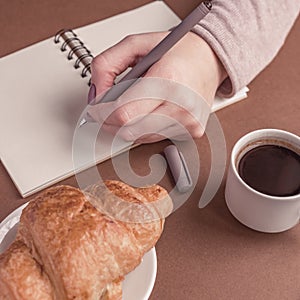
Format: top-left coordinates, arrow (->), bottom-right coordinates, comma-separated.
88,31 -> 227,143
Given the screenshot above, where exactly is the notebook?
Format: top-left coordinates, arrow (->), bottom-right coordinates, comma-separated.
0,1 -> 248,197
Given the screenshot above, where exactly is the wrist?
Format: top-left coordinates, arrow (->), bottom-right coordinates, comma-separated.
187,32 -> 227,104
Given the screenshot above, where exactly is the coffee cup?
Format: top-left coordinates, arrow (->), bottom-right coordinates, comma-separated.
225,128 -> 300,233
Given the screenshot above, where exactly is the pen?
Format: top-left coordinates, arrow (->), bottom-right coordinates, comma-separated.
164,145 -> 193,193
79,1 -> 212,127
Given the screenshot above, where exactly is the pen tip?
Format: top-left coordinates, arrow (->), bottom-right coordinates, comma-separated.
79,118 -> 87,127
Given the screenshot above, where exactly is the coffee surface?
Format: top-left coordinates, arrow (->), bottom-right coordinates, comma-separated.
238,144 -> 300,197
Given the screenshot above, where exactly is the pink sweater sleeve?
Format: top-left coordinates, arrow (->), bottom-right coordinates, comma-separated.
192,0 -> 300,97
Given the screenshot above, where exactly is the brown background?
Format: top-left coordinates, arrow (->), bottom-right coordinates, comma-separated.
1,1 -> 300,299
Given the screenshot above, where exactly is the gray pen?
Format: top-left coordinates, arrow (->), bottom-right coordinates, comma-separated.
164,145 -> 193,193
79,1 -> 212,127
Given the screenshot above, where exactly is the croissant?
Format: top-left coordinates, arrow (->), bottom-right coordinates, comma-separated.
0,180 -> 172,299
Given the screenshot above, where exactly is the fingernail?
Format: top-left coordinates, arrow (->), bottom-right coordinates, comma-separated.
88,83 -> 96,104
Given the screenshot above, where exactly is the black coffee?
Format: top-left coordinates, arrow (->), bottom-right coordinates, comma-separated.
238,144 -> 300,197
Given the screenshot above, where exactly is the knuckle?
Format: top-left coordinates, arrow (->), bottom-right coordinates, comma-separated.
91,53 -> 105,67
90,53 -> 109,72
184,121 -> 205,138
119,127 -> 135,142
191,124 -> 205,138
113,106 -> 132,126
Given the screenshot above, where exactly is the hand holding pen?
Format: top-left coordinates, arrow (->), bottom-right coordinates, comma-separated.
83,1 -> 227,144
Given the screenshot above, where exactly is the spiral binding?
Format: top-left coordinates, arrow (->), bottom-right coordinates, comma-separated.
54,29 -> 93,82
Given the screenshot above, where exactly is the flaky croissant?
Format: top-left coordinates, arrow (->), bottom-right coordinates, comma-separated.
0,180 -> 172,299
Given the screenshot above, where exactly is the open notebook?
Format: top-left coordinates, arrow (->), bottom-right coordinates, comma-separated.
0,1 -> 248,197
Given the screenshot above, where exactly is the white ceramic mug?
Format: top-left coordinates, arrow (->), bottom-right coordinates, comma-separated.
225,129 -> 300,233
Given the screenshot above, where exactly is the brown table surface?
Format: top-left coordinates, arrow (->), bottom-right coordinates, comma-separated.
1,1 -> 300,299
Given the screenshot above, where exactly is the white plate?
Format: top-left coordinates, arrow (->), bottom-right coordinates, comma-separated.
0,204 -> 157,300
